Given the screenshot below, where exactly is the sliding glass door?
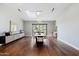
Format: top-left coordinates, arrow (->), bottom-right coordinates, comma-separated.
32,24 -> 47,36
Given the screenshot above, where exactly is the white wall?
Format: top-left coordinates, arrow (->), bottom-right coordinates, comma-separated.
0,5 -> 23,35
23,21 -> 56,36
57,4 -> 79,49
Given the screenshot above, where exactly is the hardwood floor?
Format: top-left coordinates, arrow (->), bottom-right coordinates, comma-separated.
0,36 -> 79,56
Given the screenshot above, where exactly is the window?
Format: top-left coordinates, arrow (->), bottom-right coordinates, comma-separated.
32,24 -> 47,36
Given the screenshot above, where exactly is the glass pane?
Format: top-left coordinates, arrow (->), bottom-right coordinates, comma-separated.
32,24 -> 47,35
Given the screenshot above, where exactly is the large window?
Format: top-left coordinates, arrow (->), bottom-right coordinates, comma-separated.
32,24 -> 47,36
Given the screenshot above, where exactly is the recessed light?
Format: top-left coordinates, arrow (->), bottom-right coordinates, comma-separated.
36,12 -> 40,15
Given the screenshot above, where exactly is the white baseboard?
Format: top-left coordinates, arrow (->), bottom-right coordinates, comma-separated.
25,35 -> 32,37
59,39 -> 79,51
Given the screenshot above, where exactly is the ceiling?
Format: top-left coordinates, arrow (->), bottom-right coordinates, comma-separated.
0,3 -> 73,21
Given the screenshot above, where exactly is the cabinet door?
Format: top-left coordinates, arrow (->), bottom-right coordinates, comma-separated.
6,36 -> 14,43
14,34 -> 19,40
19,33 -> 24,38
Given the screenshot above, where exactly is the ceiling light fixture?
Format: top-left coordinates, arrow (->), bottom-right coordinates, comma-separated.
18,8 -> 21,12
52,8 -> 54,12
36,12 -> 40,16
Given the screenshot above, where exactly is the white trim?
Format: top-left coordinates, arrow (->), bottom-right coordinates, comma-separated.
59,39 -> 79,51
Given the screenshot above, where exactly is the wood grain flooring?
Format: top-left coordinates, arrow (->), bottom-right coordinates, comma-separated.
0,36 -> 79,56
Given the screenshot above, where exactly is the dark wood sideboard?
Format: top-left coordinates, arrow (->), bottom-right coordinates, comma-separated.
0,36 -> 5,44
